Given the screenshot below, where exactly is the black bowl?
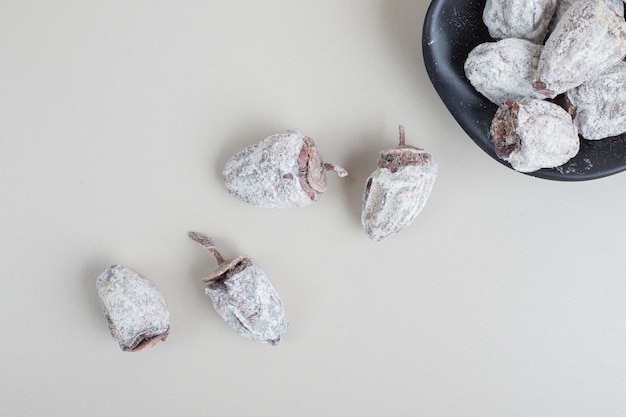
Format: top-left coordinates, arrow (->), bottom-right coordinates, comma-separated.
422,0 -> 626,181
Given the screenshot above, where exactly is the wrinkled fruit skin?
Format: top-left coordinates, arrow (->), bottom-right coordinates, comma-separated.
533,0 -> 626,98
362,145 -> 437,241
490,99 -> 579,172
205,258 -> 288,346
189,232 -> 288,346
223,130 -> 336,208
96,265 -> 170,352
566,61 -> 626,140
483,0 -> 558,44
464,38 -> 545,105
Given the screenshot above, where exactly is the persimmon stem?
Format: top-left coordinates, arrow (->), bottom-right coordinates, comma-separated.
324,163 -> 348,177
399,125 -> 406,146
189,232 -> 225,264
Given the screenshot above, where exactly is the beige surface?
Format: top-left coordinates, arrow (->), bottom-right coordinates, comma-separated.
2,1 -> 626,416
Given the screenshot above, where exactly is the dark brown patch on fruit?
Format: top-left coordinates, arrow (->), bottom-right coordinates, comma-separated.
532,80 -> 555,98
491,100 -> 522,159
297,138 -> 322,201
378,148 -> 431,173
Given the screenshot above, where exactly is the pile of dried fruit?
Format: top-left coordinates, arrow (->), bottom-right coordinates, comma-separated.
464,0 -> 626,173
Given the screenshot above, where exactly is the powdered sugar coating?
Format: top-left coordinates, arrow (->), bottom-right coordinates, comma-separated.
551,0 -> 624,30
223,130 -> 345,208
223,131 -> 313,208
483,0 -> 558,43
465,38 -> 545,105
533,0 -> 626,98
189,232 -> 288,346
567,61 -> 626,140
491,99 -> 579,172
550,0 -> 581,30
205,260 -> 288,345
96,265 -> 170,351
362,145 -> 437,242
